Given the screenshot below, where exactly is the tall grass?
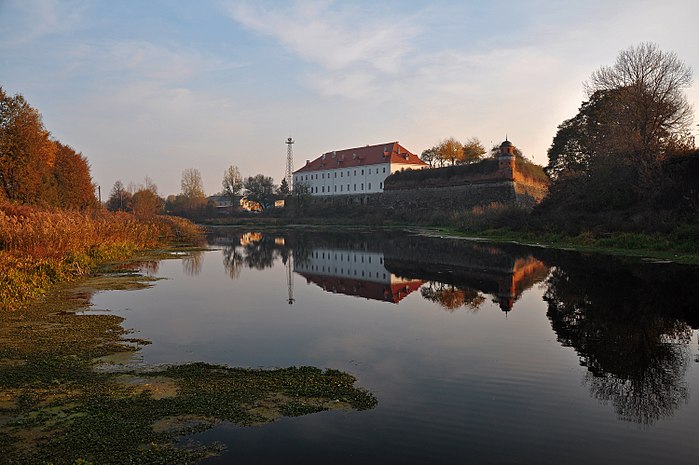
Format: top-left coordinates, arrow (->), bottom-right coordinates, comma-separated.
0,204 -> 203,310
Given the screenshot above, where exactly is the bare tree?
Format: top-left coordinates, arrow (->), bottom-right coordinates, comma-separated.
181,168 -> 205,199
222,165 -> 243,201
585,42 -> 694,161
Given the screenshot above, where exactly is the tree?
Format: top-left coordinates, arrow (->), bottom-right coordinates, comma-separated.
107,180 -> 132,212
51,142 -> 97,210
181,168 -> 205,200
437,137 -> 464,165
420,146 -> 440,168
131,188 -> 163,220
291,181 -> 311,215
585,42 -> 694,175
0,87 -> 56,204
461,137 -> 486,164
546,89 -> 627,179
222,165 -> 243,202
278,178 -> 290,196
243,174 -> 276,209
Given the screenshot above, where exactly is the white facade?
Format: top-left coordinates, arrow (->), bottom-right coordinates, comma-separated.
293,162 -> 415,196
294,247 -> 415,286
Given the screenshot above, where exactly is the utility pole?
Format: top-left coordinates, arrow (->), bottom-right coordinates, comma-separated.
285,137 -> 294,191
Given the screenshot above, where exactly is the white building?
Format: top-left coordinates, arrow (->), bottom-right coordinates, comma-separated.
294,247 -> 423,304
293,141 -> 427,196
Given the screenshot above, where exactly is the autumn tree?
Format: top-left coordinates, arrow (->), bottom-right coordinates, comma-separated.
243,174 -> 276,209
222,165 -> 243,202
106,180 -> 132,212
462,137 -> 486,164
131,178 -> 163,220
51,142 -> 97,210
0,86 -> 56,204
437,137 -> 464,165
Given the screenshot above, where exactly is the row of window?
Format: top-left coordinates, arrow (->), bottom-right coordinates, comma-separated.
297,166 -> 387,182
311,182 -> 384,194
301,264 -> 388,280
311,251 -> 383,264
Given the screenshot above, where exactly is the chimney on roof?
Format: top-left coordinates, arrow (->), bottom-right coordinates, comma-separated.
306,160 -> 310,166
332,150 -> 336,158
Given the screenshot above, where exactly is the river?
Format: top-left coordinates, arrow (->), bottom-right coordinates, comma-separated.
90,228 -> 699,464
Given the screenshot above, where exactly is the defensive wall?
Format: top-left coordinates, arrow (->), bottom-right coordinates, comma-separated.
305,156 -> 549,212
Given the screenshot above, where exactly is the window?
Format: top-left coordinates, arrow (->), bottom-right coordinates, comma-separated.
354,170 -> 357,176
347,184 -> 350,191
334,186 -> 337,192
368,183 -> 371,190
361,169 -> 364,175
354,184 -> 356,191
340,185 -> 343,192
361,183 -> 364,190
383,167 -> 386,173
334,172 -> 337,178
380,182 -> 383,189
340,172 -> 343,177
322,186 -> 324,192
322,173 -> 325,179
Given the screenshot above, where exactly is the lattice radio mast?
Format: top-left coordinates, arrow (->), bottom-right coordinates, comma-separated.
285,137 -> 294,191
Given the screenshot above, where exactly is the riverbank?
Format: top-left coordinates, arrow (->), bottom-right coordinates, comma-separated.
201,216 -> 699,265
0,248 -> 377,464
0,204 -> 203,311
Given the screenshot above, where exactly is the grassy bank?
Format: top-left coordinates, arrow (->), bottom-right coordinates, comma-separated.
0,204 -> 203,311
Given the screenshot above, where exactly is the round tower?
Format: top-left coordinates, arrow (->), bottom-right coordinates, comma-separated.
498,139 -> 516,178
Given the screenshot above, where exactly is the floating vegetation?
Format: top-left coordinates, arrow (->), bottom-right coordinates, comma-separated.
0,254 -> 376,464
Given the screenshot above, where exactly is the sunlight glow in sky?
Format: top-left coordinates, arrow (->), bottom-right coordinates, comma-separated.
1,0 -> 698,196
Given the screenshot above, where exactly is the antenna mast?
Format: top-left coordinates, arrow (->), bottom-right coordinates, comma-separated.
285,137 -> 294,190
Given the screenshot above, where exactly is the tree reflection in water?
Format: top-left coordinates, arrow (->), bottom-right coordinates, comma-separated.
544,265 -> 694,425
182,250 -> 205,276
421,282 -> 486,312
221,232 -> 291,279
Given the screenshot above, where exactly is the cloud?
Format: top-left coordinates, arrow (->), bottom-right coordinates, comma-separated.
223,0 -> 422,98
0,0 -> 88,47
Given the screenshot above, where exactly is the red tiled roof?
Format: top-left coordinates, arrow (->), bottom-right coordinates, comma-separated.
298,272 -> 424,304
294,141 -> 426,173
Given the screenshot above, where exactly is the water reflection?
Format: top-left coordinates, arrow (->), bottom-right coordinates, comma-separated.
543,260 -> 697,425
182,250 -> 205,276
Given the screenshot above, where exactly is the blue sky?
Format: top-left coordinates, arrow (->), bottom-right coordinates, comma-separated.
1,0 -> 698,196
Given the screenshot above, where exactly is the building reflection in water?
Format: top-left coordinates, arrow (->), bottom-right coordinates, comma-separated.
207,229 -> 699,424
294,248 -> 423,304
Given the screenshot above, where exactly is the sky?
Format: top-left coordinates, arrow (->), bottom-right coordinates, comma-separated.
1,0 -> 698,197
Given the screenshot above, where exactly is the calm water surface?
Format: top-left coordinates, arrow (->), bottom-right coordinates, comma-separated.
91,229 -> 699,464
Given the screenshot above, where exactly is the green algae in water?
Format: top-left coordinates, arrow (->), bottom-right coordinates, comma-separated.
0,252 -> 377,465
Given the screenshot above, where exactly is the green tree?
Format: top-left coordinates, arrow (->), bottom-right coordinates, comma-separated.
244,174 -> 277,209
222,165 -> 243,202
461,137 -> 486,164
278,178 -> 290,196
